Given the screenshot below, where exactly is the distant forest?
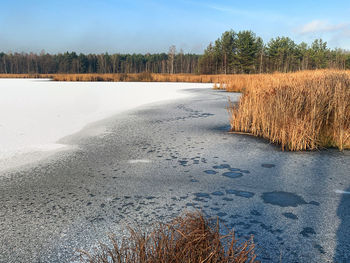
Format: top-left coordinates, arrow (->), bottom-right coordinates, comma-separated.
1,30 -> 350,74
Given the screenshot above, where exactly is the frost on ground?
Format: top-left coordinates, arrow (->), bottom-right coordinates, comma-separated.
0,79 -> 211,172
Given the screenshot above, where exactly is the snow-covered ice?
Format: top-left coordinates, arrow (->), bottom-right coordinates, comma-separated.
0,79 -> 211,172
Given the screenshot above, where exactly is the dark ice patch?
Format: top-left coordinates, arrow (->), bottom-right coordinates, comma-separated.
194,193 -> 211,198
179,160 -> 188,166
213,125 -> 231,131
211,191 -> 224,196
230,214 -> 242,219
314,244 -> 326,254
204,170 -> 217,175
228,168 -> 240,172
193,197 -> 207,202
261,163 -> 275,168
236,191 -> 254,198
261,191 -> 307,207
300,227 -> 316,237
250,210 -> 261,216
282,212 -> 298,220
222,172 -> 243,179
213,165 -> 227,169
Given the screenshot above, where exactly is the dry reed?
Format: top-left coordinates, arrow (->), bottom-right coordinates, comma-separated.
0,73 -> 224,83
227,70 -> 350,151
78,211 -> 258,263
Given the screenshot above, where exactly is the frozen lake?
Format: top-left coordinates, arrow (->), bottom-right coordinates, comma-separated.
0,79 -> 212,171
0,81 -> 349,263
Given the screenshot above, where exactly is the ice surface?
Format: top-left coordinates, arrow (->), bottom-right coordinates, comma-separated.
0,79 -> 211,172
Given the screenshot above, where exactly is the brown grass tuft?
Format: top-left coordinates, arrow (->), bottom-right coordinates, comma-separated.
228,70 -> 350,151
78,211 -> 258,263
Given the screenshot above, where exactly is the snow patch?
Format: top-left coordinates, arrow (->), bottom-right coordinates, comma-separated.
0,79 -> 211,172
128,159 -> 152,164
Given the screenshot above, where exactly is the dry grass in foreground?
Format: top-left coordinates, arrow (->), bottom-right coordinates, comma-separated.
228,70 -> 350,151
78,212 -> 258,263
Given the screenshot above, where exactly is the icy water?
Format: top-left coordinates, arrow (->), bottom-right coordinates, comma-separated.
0,85 -> 349,263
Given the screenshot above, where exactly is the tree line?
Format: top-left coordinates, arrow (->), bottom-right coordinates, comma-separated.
1,30 -> 349,75
199,30 -> 350,74
0,47 -> 199,74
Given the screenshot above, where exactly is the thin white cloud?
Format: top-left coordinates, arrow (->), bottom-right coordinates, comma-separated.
206,4 -> 250,16
295,20 -> 350,50
185,1 -> 289,22
207,4 -> 287,21
298,20 -> 349,34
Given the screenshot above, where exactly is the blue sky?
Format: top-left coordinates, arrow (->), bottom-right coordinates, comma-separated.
0,0 -> 349,54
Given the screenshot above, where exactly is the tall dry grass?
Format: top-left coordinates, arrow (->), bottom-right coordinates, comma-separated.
79,212 -> 258,263
0,73 -> 54,79
0,73 -> 224,83
0,73 -> 252,90
0,73 -> 253,89
228,70 -> 350,151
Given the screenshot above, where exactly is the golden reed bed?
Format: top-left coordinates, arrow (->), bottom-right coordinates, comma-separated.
0,73 -> 224,83
0,72 -> 268,85
226,70 -> 350,151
